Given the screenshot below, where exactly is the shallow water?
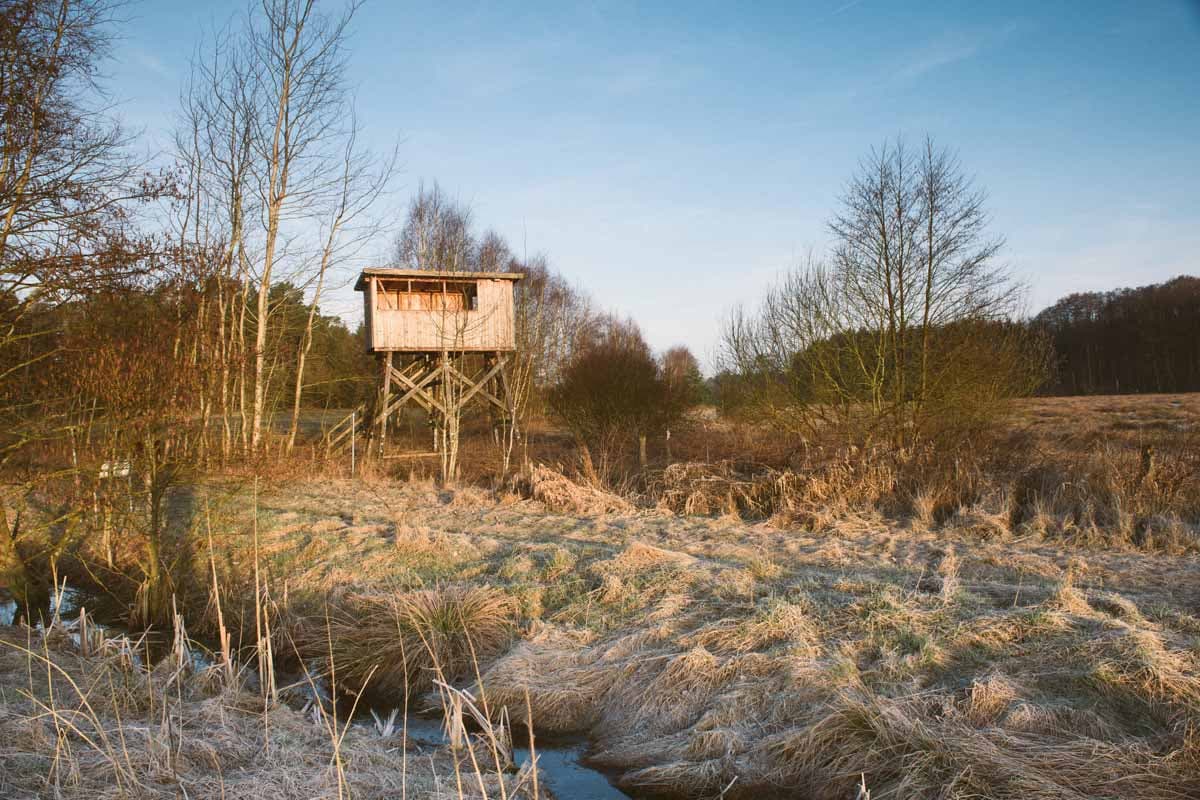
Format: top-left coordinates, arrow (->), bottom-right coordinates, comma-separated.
514,741 -> 631,800
0,584 -> 82,627
364,709 -> 631,800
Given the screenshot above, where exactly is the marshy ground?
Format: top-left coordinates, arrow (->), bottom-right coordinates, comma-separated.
243,471 -> 1200,798
2,394 -> 1200,798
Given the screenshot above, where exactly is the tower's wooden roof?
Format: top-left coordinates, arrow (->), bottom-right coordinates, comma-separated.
354,268 -> 524,291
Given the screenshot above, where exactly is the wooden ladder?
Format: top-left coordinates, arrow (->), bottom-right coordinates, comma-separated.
324,404 -> 366,455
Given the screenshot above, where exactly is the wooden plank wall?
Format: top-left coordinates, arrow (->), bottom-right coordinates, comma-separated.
366,277 -> 516,351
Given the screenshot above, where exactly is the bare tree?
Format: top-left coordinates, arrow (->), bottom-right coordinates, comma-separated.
721,137 -> 1042,446
505,254 -> 592,473
392,180 -> 475,271
179,24 -> 260,460
0,0 -> 155,297
475,229 -> 511,273
244,0 -> 361,452
285,113 -> 395,452
719,255 -> 857,434
0,0 -> 162,620
181,0 -> 376,453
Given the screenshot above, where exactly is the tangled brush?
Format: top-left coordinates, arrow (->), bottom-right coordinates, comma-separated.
524,466 -> 633,515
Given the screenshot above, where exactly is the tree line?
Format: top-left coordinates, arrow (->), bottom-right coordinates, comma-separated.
1033,276 -> 1200,396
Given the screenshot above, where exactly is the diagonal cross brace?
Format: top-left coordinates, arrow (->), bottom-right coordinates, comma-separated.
388,362 -> 438,414
379,361 -> 444,421
449,357 -> 509,412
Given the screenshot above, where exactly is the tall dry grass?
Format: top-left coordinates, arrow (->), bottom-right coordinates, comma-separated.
12,394 -> 1198,800
644,412 -> 1199,553
0,601 -> 540,800
298,584 -> 518,699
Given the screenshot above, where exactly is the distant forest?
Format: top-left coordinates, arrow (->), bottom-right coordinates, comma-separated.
222,273 -> 1200,410
1034,275 -> 1200,396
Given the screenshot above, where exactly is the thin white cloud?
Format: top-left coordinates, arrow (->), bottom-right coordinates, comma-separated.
872,20 -> 1025,91
579,53 -> 703,99
829,0 -> 867,18
834,22 -> 1025,103
892,37 -> 983,83
131,47 -> 171,79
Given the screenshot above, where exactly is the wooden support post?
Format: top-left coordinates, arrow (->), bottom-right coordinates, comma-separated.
384,359 -> 444,417
389,360 -> 440,414
377,351 -> 393,456
495,358 -> 514,446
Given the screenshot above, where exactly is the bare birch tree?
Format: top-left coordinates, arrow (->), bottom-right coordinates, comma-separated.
285,116 -> 395,452
243,0 -> 361,452
183,27 -> 260,459
392,181 -> 475,271
182,0 -> 376,453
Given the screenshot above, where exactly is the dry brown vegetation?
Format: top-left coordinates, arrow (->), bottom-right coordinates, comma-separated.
303,584 -> 519,698
1,395 -> 1178,798
2,2 -> 1197,797
4,394 -> 1199,799
0,610 -> 534,799
648,393 -> 1200,551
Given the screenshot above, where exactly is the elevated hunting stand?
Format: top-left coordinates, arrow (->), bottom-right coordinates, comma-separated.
354,268 -> 523,459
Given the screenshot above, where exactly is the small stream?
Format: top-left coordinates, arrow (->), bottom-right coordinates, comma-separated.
389,712 -> 630,800
515,744 -> 631,800
0,589 -> 633,800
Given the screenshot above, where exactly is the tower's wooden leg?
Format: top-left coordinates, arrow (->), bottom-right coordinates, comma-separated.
377,351 -> 393,457
495,356 -> 513,418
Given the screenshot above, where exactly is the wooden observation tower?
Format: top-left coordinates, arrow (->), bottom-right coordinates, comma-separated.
354,268 -> 522,456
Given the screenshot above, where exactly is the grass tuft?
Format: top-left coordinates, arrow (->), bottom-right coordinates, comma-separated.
303,584 -> 518,698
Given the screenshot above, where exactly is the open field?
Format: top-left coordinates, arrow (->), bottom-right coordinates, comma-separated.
3,394 -> 1200,799
205,459 -> 1199,798
1010,393 -> 1200,440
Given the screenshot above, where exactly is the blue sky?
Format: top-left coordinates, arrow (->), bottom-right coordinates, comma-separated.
112,1 -> 1200,368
